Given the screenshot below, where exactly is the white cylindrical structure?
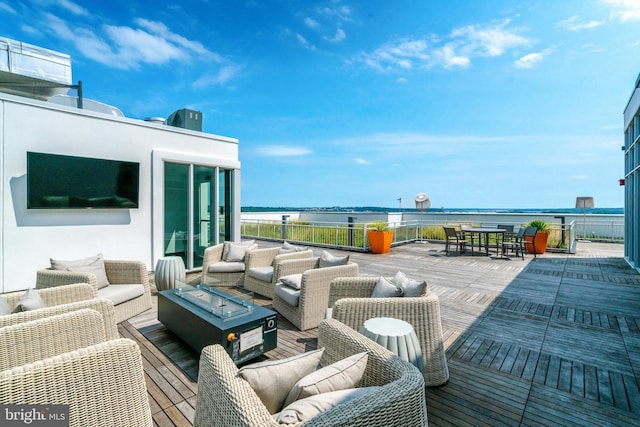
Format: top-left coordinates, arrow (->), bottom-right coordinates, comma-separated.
154,256 -> 186,291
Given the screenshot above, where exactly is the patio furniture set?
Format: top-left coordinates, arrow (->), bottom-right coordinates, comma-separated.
444,225 -> 539,259
0,240 -> 447,425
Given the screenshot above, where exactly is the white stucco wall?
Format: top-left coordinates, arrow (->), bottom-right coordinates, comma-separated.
1,93 -> 240,292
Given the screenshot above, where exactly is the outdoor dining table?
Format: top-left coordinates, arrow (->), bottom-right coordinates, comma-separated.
460,227 -> 506,256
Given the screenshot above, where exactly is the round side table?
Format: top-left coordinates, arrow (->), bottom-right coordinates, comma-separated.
360,317 -> 424,373
155,256 -> 186,291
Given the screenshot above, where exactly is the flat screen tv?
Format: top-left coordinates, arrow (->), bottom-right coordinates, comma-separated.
27,152 -> 140,209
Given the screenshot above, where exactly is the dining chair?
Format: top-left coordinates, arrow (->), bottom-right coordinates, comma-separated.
523,226 -> 539,258
443,226 -> 470,255
501,227 -> 526,259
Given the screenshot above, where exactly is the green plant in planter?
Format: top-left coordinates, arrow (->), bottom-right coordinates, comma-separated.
524,219 -> 550,232
369,220 -> 390,232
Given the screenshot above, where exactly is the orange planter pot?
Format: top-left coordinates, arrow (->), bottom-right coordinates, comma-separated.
525,231 -> 549,255
368,231 -> 393,254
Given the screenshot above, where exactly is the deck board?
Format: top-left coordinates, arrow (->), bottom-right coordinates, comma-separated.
120,241 -> 640,426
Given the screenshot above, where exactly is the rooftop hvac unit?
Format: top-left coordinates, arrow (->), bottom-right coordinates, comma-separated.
166,108 -> 202,131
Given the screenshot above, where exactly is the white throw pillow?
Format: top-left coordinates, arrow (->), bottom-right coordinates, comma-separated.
279,241 -> 308,254
11,288 -> 46,313
280,274 -> 303,290
50,253 -> 110,289
371,276 -> 403,298
283,352 -> 368,408
275,387 -> 380,424
222,240 -> 255,261
225,242 -> 257,262
238,348 -> 324,414
318,250 -> 349,268
392,271 -> 427,297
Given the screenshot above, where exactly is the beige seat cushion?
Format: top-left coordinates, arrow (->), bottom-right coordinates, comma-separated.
98,284 -> 144,306
247,267 -> 274,282
207,261 -> 245,273
274,283 -> 300,307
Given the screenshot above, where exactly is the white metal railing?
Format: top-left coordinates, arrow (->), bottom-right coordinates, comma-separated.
240,218 -> 584,253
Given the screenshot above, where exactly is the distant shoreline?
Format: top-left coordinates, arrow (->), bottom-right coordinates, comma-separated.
242,206 -> 624,215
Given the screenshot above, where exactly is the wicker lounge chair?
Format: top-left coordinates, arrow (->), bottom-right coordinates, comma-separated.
194,318 -> 428,426
272,261 -> 359,331
36,260 -> 151,323
201,241 -> 260,286
243,246 -> 314,298
1,283 -> 118,340
0,312 -> 152,426
328,276 -> 449,387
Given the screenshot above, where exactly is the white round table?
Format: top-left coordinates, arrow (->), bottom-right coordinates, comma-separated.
154,256 -> 186,291
360,317 -> 424,373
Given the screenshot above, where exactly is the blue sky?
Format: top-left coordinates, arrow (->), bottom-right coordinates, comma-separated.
2,1 -> 639,209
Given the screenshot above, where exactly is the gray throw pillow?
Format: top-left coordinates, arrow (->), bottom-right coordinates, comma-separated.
392,271 -> 427,297
11,288 -> 46,313
318,250 -> 349,268
371,276 -> 403,298
50,253 -> 110,289
0,298 -> 11,316
222,240 -> 255,261
279,241 -> 308,254
280,274 -> 303,290
238,348 -> 324,414
225,242 -> 257,262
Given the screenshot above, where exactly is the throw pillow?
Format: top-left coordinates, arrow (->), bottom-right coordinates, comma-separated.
225,242 -> 257,262
276,387 -> 380,425
0,298 -> 11,316
318,250 -> 349,268
392,271 -> 427,297
238,348 -> 324,414
371,276 -> 403,298
283,352 -> 368,408
222,240 -> 255,261
280,241 -> 308,254
50,253 -> 110,289
11,288 -> 46,313
280,273 -> 303,290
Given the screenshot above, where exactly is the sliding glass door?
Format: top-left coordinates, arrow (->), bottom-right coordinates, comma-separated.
164,162 -> 235,269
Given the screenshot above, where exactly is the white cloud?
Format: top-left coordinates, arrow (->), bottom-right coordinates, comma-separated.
0,2 -> 17,14
193,65 -> 241,88
396,77 -> 407,84
358,20 -> 530,72
43,13 -> 227,71
296,33 -> 316,50
304,17 -> 319,28
256,146 -> 313,156
602,0 -> 640,21
355,158 -> 370,165
515,52 -> 543,68
557,16 -> 605,31
325,28 -> 346,43
57,0 -> 89,16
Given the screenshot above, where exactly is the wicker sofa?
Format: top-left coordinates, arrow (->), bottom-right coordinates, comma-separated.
273,261 -> 359,331
328,276 -> 449,387
243,247 -> 314,298
194,318 -> 428,426
0,310 -> 152,426
1,283 -> 118,340
36,259 -> 152,323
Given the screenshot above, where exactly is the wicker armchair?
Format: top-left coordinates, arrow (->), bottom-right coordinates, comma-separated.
194,318 -> 427,427
201,242 -> 260,286
1,283 -> 118,340
36,260 -> 152,323
272,261 -> 359,331
243,247 -> 314,298
328,276 -> 449,387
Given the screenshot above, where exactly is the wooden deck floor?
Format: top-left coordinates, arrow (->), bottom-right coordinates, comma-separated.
123,242 -> 640,426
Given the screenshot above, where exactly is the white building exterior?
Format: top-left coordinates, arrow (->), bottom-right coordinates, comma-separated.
624,73 -> 640,272
0,93 -> 241,292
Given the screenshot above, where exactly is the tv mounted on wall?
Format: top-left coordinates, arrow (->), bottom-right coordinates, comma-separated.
27,152 -> 140,209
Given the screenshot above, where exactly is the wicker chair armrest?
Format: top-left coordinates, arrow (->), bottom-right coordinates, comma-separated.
202,243 -> 225,267
314,319 -> 428,427
0,309 -> 108,371
275,257 -> 320,280
328,276 -> 378,306
194,344 -> 278,427
299,264 -> 359,311
0,298 -> 118,341
104,260 -> 149,287
0,338 -> 152,427
36,268 -> 99,290
244,247 -> 281,269
3,283 -> 97,307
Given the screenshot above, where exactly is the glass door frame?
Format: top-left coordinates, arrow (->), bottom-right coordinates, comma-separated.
152,150 -> 240,271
